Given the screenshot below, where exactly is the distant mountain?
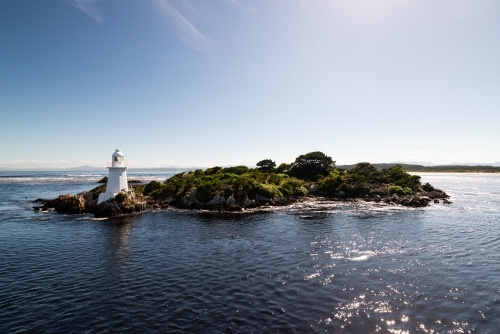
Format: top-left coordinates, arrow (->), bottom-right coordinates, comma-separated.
449,162 -> 500,167
69,165 -> 105,171
390,161 -> 437,166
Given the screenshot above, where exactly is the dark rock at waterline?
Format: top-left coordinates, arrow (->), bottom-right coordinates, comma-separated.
94,200 -> 123,218
128,179 -> 142,184
42,194 -> 90,214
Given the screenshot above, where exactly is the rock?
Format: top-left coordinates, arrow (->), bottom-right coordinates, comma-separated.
207,193 -> 226,207
443,199 -> 453,204
335,191 -> 345,197
309,184 -> 318,192
94,200 -> 123,218
243,198 -> 255,208
121,205 -> 136,214
98,176 -> 108,183
225,196 -> 236,207
227,205 -> 243,212
33,206 -> 41,211
127,179 -> 142,184
43,194 -> 87,214
135,202 -> 147,211
255,195 -> 270,205
434,199 -> 440,203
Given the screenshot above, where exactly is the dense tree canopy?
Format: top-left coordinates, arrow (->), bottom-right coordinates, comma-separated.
288,151 -> 335,180
256,159 -> 276,172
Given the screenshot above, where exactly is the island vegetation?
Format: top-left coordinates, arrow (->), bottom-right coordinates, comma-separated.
338,163 -> 500,173
35,151 -> 451,217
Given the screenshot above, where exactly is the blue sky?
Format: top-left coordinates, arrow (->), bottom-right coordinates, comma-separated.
1,0 -> 499,168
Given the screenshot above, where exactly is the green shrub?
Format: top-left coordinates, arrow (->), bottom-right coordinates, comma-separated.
422,182 -> 434,192
256,183 -> 282,198
382,165 -> 421,191
133,185 -> 145,198
144,181 -> 162,196
276,163 -> 290,173
204,166 -> 222,175
221,165 -> 250,175
346,163 -> 384,184
115,192 -> 128,203
89,184 -> 107,200
388,185 -> 413,195
279,180 -> 308,197
317,170 -> 345,196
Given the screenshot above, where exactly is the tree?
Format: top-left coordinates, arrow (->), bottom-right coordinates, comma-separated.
256,159 -> 276,172
276,163 -> 290,173
288,151 -> 335,180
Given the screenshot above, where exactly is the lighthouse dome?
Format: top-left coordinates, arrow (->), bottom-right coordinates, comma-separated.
112,149 -> 124,158
111,149 -> 125,167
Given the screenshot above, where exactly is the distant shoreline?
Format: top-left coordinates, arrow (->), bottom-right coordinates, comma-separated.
410,172 -> 500,175
338,164 -> 500,174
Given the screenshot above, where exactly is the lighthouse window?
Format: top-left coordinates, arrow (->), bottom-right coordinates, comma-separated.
114,157 -> 123,162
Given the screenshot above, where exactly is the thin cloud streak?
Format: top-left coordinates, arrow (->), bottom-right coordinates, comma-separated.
68,0 -> 102,22
153,0 -> 218,50
223,0 -> 254,11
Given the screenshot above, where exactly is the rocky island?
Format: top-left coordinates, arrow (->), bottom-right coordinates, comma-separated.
35,151 -> 451,218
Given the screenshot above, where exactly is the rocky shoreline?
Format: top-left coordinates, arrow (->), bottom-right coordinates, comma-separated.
33,182 -> 451,218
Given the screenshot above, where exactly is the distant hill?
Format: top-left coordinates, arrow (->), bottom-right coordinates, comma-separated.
390,161 -> 437,166
337,163 -> 500,173
69,165 -> 105,171
449,162 -> 500,167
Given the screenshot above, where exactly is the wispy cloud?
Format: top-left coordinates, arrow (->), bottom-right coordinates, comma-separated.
223,0 -> 254,11
68,0 -> 102,22
152,0 -> 218,50
67,0 -> 251,50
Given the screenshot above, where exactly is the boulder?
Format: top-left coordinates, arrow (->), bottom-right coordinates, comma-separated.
225,196 -> 236,207
207,193 -> 226,207
94,200 -> 123,218
135,202 -> 147,211
98,176 -> 108,183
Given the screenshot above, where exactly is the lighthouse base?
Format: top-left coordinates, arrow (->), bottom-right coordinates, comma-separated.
97,192 -> 117,204
97,190 -> 136,205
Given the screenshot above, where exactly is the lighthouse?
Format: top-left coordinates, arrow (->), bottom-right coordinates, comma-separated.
97,149 -> 129,204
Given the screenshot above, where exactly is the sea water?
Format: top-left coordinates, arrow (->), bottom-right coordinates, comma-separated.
0,172 -> 499,333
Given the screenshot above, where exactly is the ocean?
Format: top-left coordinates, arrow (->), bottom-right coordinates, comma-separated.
0,171 -> 499,333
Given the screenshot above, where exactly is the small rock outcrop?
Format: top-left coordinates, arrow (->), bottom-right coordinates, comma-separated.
36,185 -> 146,218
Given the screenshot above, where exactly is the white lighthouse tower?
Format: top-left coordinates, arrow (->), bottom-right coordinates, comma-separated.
97,149 -> 129,204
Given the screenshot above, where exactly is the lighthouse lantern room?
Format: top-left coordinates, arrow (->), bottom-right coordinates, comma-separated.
97,149 -> 129,204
